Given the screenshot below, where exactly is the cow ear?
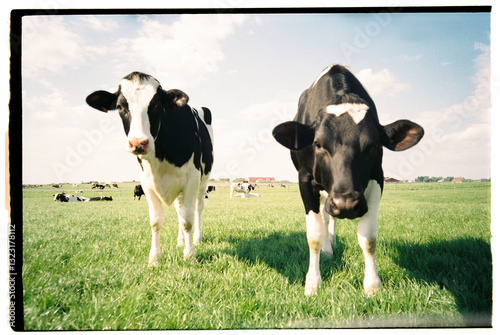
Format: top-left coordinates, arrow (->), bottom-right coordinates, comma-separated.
86,90 -> 117,113
272,121 -> 315,151
382,120 -> 424,151
161,88 -> 189,107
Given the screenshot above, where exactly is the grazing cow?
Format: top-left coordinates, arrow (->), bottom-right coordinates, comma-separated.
86,72 -> 214,263
134,184 -> 145,200
91,183 -> 105,190
73,183 -> 79,188
230,183 -> 255,198
112,183 -> 119,188
272,64 -> 424,295
205,185 -> 216,199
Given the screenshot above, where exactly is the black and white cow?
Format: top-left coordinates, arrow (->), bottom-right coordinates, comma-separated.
134,184 -> 145,200
53,193 -> 85,202
86,72 -> 214,263
229,183 -> 255,198
273,64 -> 424,296
205,185 -> 216,198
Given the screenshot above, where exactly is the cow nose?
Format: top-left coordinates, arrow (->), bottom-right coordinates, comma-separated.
330,192 -> 367,219
129,138 -> 149,154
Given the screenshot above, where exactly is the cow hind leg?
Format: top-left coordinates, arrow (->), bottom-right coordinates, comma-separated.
320,203 -> 333,256
193,180 -> 208,245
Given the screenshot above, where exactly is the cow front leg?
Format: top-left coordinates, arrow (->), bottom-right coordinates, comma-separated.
305,210 -> 326,296
357,180 -> 382,294
145,191 -> 164,265
320,202 -> 335,256
175,195 -> 196,259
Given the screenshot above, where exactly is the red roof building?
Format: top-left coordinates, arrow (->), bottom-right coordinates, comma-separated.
248,177 -> 275,182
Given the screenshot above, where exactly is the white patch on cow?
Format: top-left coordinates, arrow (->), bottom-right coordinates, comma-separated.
312,65 -> 333,87
326,103 -> 369,124
120,76 -> 160,150
318,190 -> 336,249
305,210 -> 326,296
357,180 -> 382,294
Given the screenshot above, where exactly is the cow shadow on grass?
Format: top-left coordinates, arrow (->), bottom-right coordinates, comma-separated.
220,231 -> 347,286
388,237 -> 492,327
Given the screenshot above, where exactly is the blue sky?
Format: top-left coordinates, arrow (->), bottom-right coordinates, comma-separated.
20,9 -> 491,184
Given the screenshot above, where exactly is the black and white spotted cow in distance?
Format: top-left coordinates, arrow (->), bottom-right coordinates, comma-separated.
273,64 -> 424,296
229,183 -> 255,198
86,72 -> 214,264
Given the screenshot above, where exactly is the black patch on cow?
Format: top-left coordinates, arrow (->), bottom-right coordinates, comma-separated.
201,107 -> 212,125
148,89 -> 213,175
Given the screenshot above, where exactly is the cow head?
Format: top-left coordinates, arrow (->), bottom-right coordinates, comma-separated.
273,105 -> 423,219
86,72 -> 188,157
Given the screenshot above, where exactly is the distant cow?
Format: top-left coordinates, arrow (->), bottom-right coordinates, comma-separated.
230,183 -> 255,198
87,71 -> 214,264
91,183 -> 105,190
54,193 -> 112,202
53,193 -> 85,202
205,185 -> 216,198
88,196 -> 113,201
273,64 -> 423,296
134,185 -> 145,200
112,183 -> 119,188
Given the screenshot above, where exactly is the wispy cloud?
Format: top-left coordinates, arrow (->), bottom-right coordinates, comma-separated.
110,14 -> 248,89
22,16 -> 88,76
356,68 -> 410,97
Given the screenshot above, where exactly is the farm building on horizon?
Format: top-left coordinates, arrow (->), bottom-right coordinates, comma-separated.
248,177 -> 275,182
452,177 -> 464,183
384,177 -> 401,183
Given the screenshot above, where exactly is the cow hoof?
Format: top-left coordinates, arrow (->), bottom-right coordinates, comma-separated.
183,248 -> 196,260
193,232 -> 202,245
321,244 -> 333,257
148,255 -> 161,266
364,276 -> 381,296
304,275 -> 321,296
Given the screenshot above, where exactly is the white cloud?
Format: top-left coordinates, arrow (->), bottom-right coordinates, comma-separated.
385,44 -> 491,180
355,68 -> 410,97
22,16 -> 87,76
111,14 -> 248,90
80,15 -> 119,31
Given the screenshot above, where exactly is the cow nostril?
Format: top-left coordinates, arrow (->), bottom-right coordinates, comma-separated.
129,138 -> 149,153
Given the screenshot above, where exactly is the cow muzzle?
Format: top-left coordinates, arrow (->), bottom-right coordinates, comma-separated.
326,191 -> 368,219
128,137 -> 149,155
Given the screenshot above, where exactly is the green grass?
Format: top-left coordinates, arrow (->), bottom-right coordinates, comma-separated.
22,183 -> 491,330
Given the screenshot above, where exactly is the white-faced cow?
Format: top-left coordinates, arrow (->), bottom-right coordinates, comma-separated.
86,72 -> 214,264
273,64 -> 424,296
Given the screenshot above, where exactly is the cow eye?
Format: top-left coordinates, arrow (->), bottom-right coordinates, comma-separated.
313,141 -> 321,148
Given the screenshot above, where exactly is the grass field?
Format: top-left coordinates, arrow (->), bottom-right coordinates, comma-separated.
22,182 -> 492,330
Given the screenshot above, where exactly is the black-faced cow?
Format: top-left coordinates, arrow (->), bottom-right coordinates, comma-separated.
134,184 -> 145,200
273,64 -> 424,296
229,183 -> 255,198
86,72 -> 214,264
